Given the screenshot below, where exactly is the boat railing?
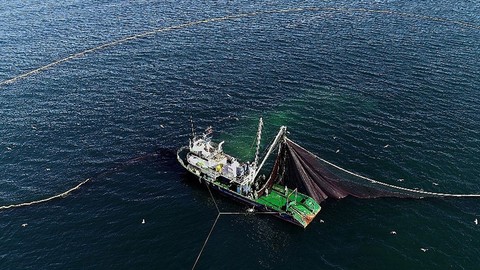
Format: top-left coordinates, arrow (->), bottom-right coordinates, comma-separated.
176,146 -> 189,168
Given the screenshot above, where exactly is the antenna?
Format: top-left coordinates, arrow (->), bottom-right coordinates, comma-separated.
190,116 -> 196,139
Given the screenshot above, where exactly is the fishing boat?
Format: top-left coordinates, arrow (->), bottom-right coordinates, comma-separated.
176,118 -> 321,228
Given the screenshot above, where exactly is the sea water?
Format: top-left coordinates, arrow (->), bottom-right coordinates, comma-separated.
0,0 -> 479,269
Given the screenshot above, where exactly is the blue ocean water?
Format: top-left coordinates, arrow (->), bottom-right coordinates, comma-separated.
1,0 -> 479,269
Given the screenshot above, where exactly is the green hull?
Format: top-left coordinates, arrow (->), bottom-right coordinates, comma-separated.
178,146 -> 321,227
256,184 -> 321,227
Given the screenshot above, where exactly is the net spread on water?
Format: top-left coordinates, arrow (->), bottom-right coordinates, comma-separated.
267,138 -> 480,203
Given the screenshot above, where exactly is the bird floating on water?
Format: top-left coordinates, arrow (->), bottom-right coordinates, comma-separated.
475,218 -> 478,225
21,223 -> 28,227
420,248 -> 428,252
390,231 -> 397,235
335,149 -> 340,153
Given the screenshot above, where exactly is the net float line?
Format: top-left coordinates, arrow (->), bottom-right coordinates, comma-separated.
1,7 -> 479,87
0,177 -> 91,211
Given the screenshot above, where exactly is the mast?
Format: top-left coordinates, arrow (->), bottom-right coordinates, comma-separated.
253,126 -> 287,180
253,117 -> 263,168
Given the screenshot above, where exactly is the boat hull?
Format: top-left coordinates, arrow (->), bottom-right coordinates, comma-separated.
210,179 -> 305,226
177,147 -> 310,228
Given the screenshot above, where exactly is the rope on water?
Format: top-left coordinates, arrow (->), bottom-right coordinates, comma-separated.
1,7 -> 479,88
0,178 -> 91,211
0,150 -> 170,211
206,180 -> 220,213
191,213 -> 220,270
192,181 -> 279,269
192,183 -> 222,270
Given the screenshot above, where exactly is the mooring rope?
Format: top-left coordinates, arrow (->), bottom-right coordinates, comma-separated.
287,139 -> 480,198
192,183 -> 222,270
205,180 -> 220,213
192,213 -> 220,270
192,181 -> 279,269
1,7 -> 479,88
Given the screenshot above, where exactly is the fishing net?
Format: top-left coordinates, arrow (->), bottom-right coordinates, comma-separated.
273,138 -> 479,203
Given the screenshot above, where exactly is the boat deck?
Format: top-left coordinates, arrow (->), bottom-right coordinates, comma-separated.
256,187 -> 289,210
178,146 -> 321,228
256,184 -> 320,215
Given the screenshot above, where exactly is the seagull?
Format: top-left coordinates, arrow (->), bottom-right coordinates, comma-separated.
319,219 -> 325,223
31,125 -> 37,130
384,144 -> 390,148
246,207 -> 255,213
333,136 -> 337,140
390,231 -> 397,235
160,124 -> 165,128
336,149 -> 340,153
21,223 -> 28,227
432,182 -> 439,186
142,219 -> 146,224
226,93 -> 232,98
420,248 -> 428,252
46,168 -> 51,171
475,218 -> 478,225
397,178 -> 404,182
6,147 -> 12,151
